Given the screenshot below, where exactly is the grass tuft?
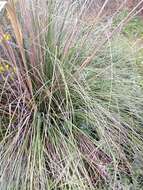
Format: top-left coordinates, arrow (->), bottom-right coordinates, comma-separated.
0,0 -> 143,189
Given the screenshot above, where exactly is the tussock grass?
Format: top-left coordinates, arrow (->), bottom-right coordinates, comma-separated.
0,0 -> 143,189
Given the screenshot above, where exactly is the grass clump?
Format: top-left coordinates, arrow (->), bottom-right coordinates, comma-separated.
0,0 -> 143,189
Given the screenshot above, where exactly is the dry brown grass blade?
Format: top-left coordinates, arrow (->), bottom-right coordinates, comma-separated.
5,1 -> 34,99
6,2 -> 23,47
